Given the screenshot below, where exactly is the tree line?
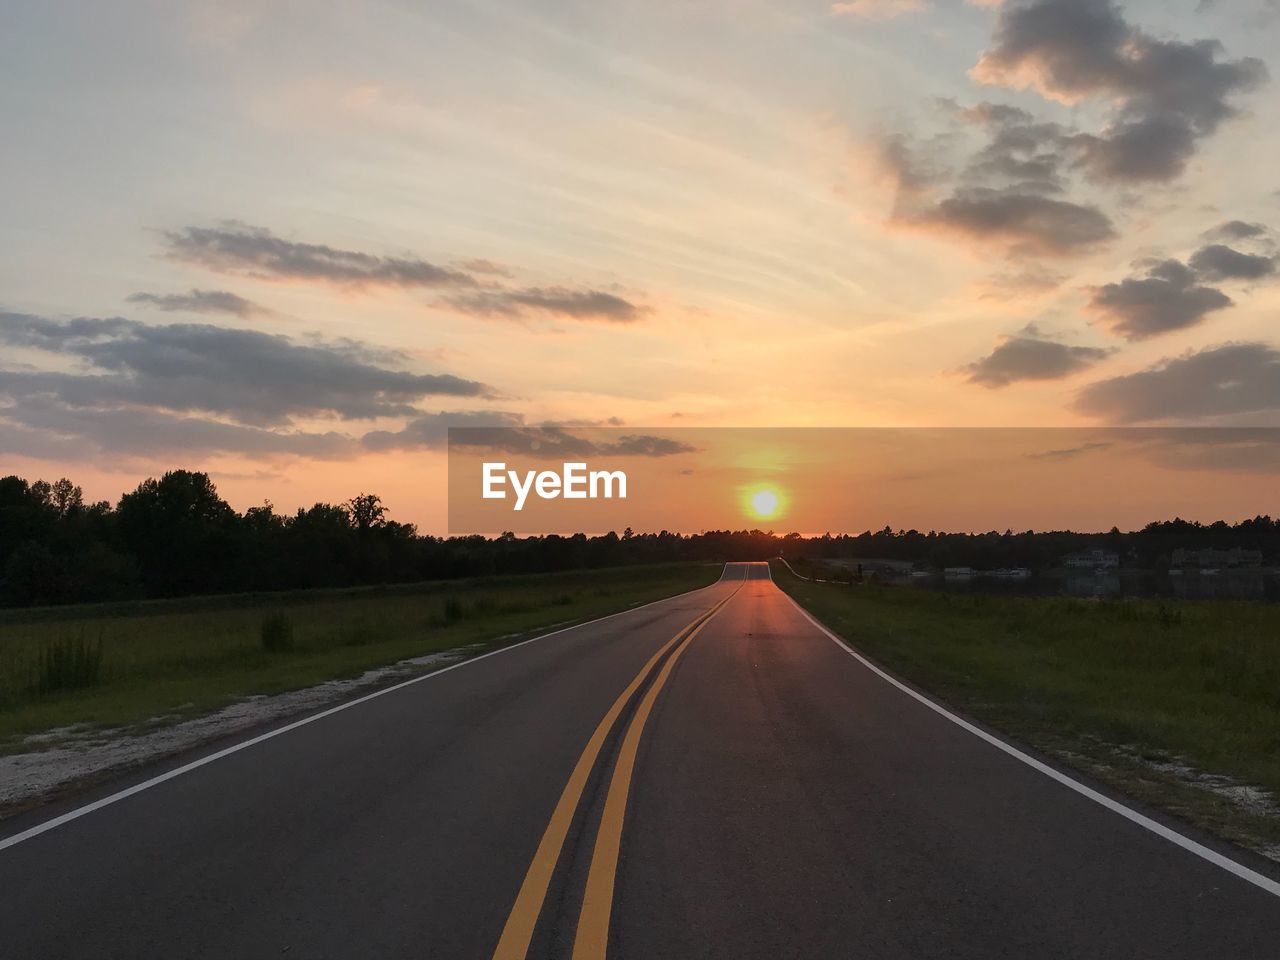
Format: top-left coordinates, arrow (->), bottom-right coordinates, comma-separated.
1,469 -> 1277,608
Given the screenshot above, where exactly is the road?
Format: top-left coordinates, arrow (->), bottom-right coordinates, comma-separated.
2,562 -> 1279,958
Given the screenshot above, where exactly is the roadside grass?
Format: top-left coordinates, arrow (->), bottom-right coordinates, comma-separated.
0,562 -> 720,752
770,560 -> 1280,855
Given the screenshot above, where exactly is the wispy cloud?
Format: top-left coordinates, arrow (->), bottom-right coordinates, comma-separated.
442,287 -> 645,323
126,288 -> 266,318
163,221 -> 476,289
161,222 -> 650,325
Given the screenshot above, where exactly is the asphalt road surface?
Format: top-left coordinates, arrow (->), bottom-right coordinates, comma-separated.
3,562 -> 1279,959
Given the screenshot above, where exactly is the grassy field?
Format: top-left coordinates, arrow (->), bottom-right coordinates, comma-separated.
771,560 -> 1280,854
0,562 -> 721,752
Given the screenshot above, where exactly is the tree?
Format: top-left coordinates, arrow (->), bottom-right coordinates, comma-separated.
347,493 -> 387,532
116,471 -> 239,595
51,478 -> 84,517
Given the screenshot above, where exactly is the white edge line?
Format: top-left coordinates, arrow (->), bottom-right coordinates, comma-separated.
0,567 -> 731,854
768,560 -> 1280,900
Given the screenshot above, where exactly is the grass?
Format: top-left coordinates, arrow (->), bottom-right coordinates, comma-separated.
0,562 -> 720,752
771,559 -> 1280,854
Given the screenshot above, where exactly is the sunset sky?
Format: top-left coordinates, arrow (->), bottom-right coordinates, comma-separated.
3,0 -> 1280,531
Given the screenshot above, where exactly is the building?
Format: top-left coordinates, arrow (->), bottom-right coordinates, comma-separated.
1170,547 -> 1263,570
1062,549 -> 1119,570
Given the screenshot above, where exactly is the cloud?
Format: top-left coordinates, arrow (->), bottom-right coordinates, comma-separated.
163,221 -> 476,289
1071,115 -> 1198,183
0,312 -> 492,427
445,426 -> 698,458
1187,243 -> 1277,281
0,397 -> 358,460
1205,220 -> 1269,241
361,410 -> 528,452
958,102 -> 1072,195
964,323 -> 1112,387
161,222 -> 650,324
972,0 -> 1267,183
876,132 -> 948,197
456,258 -> 512,277
125,289 -> 265,318
1026,440 -> 1112,460
913,187 -> 1114,256
1087,259 -> 1232,341
831,0 -> 924,18
441,287 -> 645,323
1075,342 -> 1280,422
884,104 -> 1115,257
1135,429 -> 1280,475
978,265 -> 1067,297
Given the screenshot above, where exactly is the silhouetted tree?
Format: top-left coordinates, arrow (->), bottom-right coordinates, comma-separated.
0,467 -> 1277,608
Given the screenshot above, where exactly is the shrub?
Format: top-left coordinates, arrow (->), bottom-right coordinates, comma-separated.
260,612 -> 294,652
442,595 -> 464,623
340,620 -> 379,646
36,632 -> 104,693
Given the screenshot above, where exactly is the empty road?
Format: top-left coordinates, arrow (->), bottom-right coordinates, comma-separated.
3,562 -> 1278,958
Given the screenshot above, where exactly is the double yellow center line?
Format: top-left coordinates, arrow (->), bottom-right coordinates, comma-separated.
491,588 -> 738,960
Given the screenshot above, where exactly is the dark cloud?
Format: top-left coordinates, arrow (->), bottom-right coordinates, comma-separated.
1187,243 -> 1277,281
959,102 -> 1072,195
1071,115 -> 1197,183
163,222 -> 476,289
126,289 -> 264,318
1075,342 -> 1280,422
886,104 -> 1114,258
442,287 -> 645,323
973,0 -> 1267,184
1204,220 -> 1269,241
1,397 -> 357,460
916,187 -> 1114,256
0,314 -> 135,349
965,324 -> 1112,387
1088,259 -> 1232,340
0,312 -> 492,427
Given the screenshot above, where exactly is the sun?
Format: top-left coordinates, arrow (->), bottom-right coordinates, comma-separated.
742,484 -> 788,522
751,489 -> 779,519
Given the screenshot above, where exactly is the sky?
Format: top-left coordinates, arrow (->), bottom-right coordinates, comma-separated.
3,0 -> 1280,532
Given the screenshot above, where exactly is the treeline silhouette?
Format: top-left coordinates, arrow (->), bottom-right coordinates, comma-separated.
1,469 -> 1278,608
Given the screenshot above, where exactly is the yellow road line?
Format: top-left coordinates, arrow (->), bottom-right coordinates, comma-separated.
571,597 -> 731,960
490,591 -> 735,960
